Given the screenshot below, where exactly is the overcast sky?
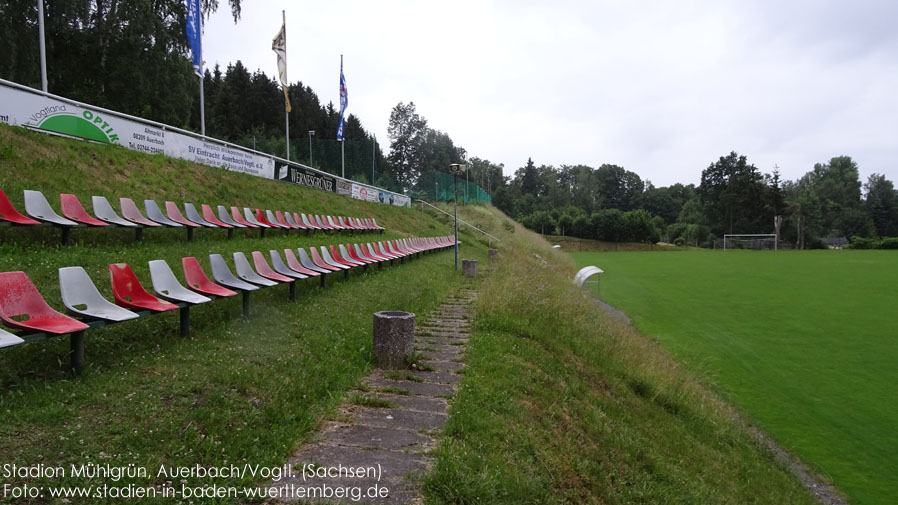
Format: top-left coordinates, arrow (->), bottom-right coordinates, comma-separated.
203,0 -> 898,187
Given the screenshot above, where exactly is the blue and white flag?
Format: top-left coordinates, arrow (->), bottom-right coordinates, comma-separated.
337,57 -> 348,140
185,0 -> 202,77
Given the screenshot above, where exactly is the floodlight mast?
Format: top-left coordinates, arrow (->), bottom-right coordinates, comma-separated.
308,130 -> 315,166
449,163 -> 466,270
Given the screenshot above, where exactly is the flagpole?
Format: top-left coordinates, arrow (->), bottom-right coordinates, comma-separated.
283,10 -> 290,161
37,0 -> 48,92
199,7 -> 205,136
340,54 -> 344,178
199,77 -> 205,136
372,134 -> 376,185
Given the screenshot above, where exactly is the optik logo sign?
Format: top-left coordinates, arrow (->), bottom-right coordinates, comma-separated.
30,105 -> 119,144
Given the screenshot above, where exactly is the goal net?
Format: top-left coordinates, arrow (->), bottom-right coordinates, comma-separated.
723,234 -> 778,250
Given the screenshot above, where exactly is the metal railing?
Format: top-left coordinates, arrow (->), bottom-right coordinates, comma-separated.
416,199 -> 500,245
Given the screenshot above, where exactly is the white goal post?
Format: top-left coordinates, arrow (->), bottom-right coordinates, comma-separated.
723,234 -> 778,251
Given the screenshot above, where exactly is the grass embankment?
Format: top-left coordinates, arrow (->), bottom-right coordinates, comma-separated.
0,124 -> 489,503
571,250 -> 897,505
424,209 -> 818,504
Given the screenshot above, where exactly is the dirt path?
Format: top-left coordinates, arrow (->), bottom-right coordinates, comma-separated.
270,289 -> 477,504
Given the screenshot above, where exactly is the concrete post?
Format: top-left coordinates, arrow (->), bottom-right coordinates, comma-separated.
462,259 -> 478,277
373,311 -> 415,368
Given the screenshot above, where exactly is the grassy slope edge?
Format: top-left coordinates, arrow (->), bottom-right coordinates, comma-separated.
424,207 -> 820,505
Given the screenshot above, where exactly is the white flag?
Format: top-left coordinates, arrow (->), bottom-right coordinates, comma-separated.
272,20 -> 292,112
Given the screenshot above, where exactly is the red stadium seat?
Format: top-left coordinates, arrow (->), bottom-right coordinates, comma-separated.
0,188 -> 40,225
165,201 -> 201,227
0,271 -> 89,334
230,206 -> 258,227
290,212 -> 310,229
375,242 -> 399,260
283,249 -> 320,276
182,257 -> 238,298
120,198 -> 162,227
203,205 -> 233,227
330,245 -> 360,267
275,211 -> 296,228
346,244 -> 373,264
256,209 -> 281,228
60,194 -> 109,226
109,263 -> 179,312
251,251 -> 293,282
309,247 -> 341,271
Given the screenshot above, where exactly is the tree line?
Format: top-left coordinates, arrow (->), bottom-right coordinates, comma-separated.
494,153 -> 898,248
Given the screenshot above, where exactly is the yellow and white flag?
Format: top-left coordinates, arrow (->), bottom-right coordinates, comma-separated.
272,18 -> 292,112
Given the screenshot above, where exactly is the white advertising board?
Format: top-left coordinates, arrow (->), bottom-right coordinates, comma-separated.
0,84 -> 273,179
351,184 -> 410,207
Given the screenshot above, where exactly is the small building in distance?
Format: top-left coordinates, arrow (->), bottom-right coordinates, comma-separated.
821,237 -> 849,250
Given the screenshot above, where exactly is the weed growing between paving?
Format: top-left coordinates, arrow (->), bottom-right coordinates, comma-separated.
348,393 -> 397,409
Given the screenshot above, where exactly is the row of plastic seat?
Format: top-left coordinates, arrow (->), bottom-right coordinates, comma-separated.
0,236 -> 456,374
0,188 -> 385,244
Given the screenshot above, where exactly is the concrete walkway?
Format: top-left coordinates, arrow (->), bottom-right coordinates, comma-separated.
270,289 -> 477,504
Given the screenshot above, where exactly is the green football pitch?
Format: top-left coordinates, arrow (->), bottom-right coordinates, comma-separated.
571,250 -> 898,505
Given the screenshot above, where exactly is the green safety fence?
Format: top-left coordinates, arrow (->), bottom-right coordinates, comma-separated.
239,136 -> 490,203
241,136 -> 393,188
305,139 -> 395,188
418,170 -> 491,204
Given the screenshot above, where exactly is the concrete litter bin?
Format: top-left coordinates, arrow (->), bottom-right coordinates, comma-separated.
462,259 -> 478,277
373,311 -> 415,368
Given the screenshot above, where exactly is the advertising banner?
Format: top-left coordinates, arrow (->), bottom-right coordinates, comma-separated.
377,190 -> 397,206
376,189 -> 411,208
172,135 -> 273,178
335,179 -> 352,196
393,194 -> 411,207
277,162 -> 335,193
349,183 -> 410,207
351,183 -> 377,202
0,84 -> 274,179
